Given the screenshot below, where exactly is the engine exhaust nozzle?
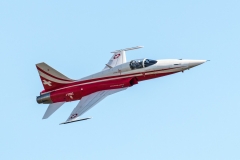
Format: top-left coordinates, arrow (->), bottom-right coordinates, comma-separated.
36,93 -> 52,104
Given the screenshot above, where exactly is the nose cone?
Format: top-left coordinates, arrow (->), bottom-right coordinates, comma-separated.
188,60 -> 206,68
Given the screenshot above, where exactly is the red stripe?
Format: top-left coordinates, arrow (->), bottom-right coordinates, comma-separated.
69,66 -> 182,85
37,66 -> 74,82
41,67 -> 182,93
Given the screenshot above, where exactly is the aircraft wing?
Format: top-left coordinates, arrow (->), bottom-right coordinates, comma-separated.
103,46 -> 143,70
61,88 -> 127,124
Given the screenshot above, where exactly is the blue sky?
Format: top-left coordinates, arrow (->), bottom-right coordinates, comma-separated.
0,0 -> 240,159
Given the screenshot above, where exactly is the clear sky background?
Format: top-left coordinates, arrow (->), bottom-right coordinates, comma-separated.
0,0 -> 240,159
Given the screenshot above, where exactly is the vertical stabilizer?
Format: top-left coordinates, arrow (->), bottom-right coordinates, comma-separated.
103,46 -> 143,70
36,62 -> 75,91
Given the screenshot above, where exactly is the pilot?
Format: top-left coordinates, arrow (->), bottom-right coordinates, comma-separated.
130,60 -> 137,69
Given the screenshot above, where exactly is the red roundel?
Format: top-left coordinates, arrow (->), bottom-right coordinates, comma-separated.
114,54 -> 120,59
70,113 -> 78,119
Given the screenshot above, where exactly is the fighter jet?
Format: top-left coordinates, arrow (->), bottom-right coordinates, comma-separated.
36,46 -> 206,124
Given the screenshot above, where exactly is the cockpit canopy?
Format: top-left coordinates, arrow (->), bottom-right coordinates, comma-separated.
129,59 -> 157,70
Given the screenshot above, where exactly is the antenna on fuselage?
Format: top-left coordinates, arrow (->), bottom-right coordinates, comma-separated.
111,46 -> 144,53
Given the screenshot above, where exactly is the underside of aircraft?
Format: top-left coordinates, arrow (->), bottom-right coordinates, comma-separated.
36,46 -> 207,124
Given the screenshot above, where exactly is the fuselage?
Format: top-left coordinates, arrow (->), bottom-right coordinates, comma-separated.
37,59 -> 206,104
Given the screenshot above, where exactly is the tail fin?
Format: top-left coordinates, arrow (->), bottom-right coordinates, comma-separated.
36,62 -> 75,91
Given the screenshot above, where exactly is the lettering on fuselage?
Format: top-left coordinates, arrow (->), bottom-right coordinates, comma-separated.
66,92 -> 74,99
110,84 -> 124,88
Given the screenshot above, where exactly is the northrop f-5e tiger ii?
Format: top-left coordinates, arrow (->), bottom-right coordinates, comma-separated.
36,46 -> 206,124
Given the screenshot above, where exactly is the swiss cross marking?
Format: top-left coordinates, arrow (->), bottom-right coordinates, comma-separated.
114,54 -> 121,59
43,80 -> 52,86
70,113 -> 78,119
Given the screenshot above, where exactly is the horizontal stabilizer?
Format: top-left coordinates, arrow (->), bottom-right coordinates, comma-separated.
43,102 -> 65,119
59,117 -> 91,125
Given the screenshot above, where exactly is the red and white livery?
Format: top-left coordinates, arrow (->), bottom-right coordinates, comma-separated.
36,46 -> 206,124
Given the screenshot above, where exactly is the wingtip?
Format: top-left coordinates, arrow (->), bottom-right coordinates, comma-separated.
59,117 -> 92,125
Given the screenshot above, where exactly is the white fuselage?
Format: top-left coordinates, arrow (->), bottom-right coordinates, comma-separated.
81,59 -> 206,81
